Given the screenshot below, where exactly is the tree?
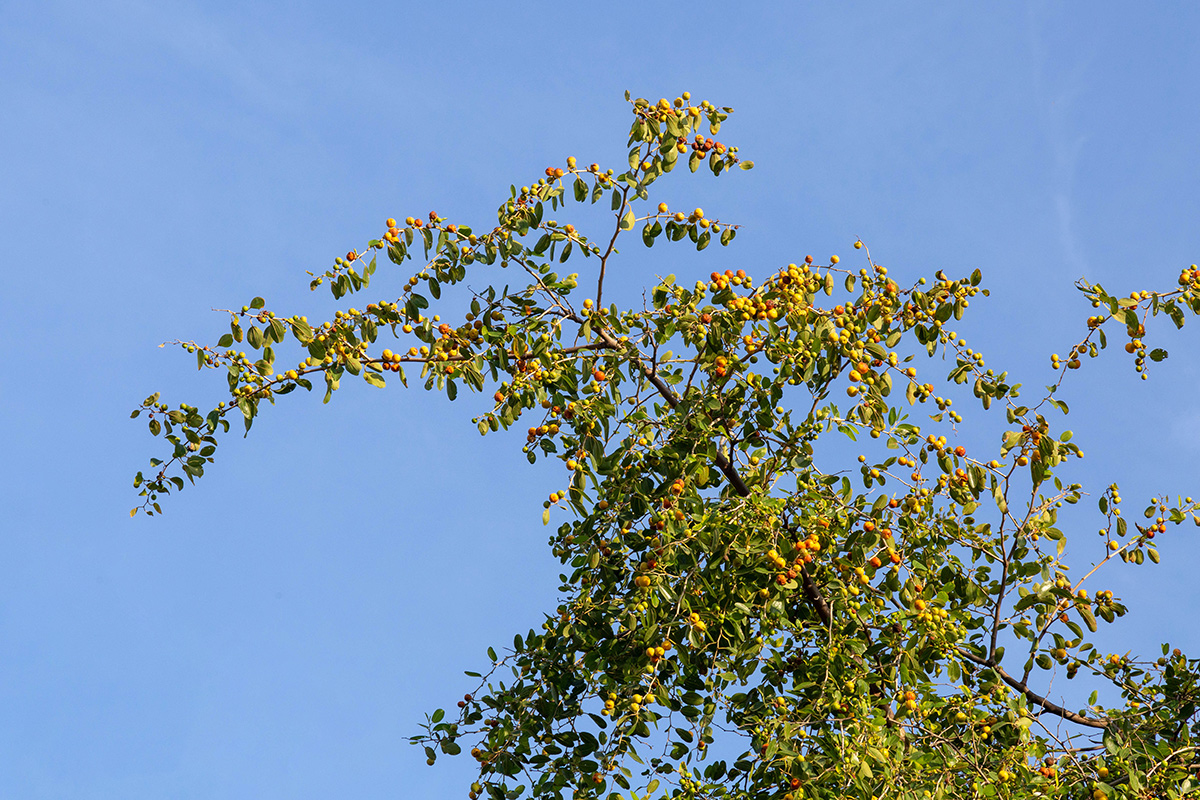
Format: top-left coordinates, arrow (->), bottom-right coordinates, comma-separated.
132,91 -> 1200,800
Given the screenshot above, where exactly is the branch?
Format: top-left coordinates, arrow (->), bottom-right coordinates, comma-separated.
595,183 -> 632,310
800,563 -> 833,629
956,648 -> 1109,729
593,324 -> 831,630
593,327 -> 751,496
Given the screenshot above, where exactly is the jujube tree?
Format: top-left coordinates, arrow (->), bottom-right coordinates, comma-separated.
133,92 -> 1200,800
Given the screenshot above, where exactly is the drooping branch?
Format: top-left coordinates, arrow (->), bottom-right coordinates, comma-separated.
956,648 -> 1109,729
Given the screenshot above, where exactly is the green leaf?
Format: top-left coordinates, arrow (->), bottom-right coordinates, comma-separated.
1079,605 -> 1097,633
620,209 -> 636,230
364,372 -> 386,388
291,318 -> 313,342
642,221 -> 662,247
250,297 -> 265,310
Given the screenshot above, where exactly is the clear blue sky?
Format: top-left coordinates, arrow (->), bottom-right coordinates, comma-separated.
2,2 -> 1198,797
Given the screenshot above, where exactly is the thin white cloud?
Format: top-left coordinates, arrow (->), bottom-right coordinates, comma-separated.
67,0 -> 378,118
1173,410 -> 1200,450
1026,1 -> 1104,277
1055,190 -> 1086,275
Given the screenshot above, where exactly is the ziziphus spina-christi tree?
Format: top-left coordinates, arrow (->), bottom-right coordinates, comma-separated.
133,92 -> 1200,800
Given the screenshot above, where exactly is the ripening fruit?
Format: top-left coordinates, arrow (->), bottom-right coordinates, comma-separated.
854,240 -> 863,249
658,202 -> 668,213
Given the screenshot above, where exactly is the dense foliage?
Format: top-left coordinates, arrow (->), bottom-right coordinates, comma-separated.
134,92 -> 1200,800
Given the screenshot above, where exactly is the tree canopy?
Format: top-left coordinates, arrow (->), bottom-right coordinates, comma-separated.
134,92 -> 1200,800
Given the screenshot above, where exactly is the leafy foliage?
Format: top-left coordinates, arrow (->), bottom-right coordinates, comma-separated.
134,92 -> 1200,800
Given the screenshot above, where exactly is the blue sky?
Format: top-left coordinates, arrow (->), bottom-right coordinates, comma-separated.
2,2 -> 1199,797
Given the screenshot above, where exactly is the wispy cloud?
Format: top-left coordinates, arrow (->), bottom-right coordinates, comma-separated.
1172,410 -> 1200,450
1026,1 -> 1103,278
68,0 -> 377,119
